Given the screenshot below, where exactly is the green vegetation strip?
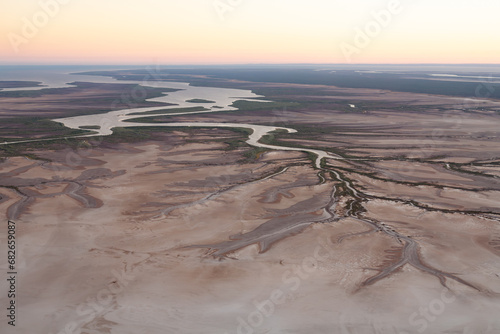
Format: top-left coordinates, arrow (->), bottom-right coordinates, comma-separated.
230,100 -> 300,111
127,106 -> 208,116
186,99 -> 215,103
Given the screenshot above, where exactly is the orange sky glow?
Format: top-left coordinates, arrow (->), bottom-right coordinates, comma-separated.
1,0 -> 499,65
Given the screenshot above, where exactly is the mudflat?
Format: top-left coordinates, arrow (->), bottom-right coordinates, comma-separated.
1,76 -> 500,333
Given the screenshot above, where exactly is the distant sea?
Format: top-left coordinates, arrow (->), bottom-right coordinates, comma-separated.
1,64 -> 499,91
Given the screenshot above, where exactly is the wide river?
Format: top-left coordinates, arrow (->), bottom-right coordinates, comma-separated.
1,69 -> 341,168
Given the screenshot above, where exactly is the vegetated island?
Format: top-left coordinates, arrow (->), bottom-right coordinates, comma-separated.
186,98 -> 215,103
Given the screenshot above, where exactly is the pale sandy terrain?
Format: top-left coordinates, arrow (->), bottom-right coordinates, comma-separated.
1,132 -> 500,334
2,80 -> 500,334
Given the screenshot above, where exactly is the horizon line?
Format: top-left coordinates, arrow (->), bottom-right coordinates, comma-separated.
1,63 -> 500,67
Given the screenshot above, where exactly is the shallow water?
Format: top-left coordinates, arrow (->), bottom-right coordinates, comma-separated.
1,68 -> 340,167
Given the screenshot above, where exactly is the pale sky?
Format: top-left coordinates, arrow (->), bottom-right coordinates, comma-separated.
1,0 -> 499,64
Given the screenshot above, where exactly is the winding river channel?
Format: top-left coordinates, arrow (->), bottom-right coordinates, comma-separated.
1,71 -> 481,290
2,71 -> 341,168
